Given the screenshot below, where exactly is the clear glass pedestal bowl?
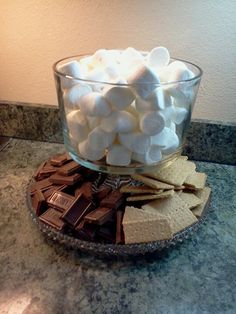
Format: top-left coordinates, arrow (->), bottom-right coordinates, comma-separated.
53,51 -> 202,175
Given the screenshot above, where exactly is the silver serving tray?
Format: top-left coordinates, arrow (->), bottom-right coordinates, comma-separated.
26,178 -> 212,257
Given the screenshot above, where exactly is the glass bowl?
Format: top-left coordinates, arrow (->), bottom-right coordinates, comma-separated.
53,51 -> 202,174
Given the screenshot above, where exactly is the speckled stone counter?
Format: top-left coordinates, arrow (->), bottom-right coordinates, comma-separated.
0,139 -> 235,314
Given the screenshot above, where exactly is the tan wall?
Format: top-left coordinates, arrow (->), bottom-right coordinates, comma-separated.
0,0 -> 236,122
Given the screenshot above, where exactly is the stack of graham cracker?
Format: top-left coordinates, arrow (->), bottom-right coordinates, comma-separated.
121,156 -> 211,244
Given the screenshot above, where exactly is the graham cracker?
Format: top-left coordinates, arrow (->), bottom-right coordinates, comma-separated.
192,187 -> 211,218
127,190 -> 174,201
131,174 -> 174,190
142,192 -> 198,234
184,172 -> 207,190
145,157 -> 196,186
120,184 -> 163,194
178,191 -> 203,209
122,206 -> 173,243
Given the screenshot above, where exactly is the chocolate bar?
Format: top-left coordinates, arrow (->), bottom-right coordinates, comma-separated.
116,210 -> 124,244
30,178 -> 54,194
43,184 -> 67,200
74,221 -> 98,241
39,208 -> 65,231
93,185 -> 112,201
58,161 -> 82,176
100,190 -> 124,209
61,193 -> 95,227
97,225 -> 116,243
34,161 -> 47,180
50,153 -> 69,166
84,207 -> 114,225
49,173 -> 82,185
47,191 -> 75,212
32,189 -> 46,216
75,181 -> 93,200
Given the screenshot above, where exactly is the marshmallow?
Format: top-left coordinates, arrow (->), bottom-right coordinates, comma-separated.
166,87 -> 190,109
119,47 -> 143,68
58,60 -> 84,89
87,116 -> 101,129
100,111 -> 137,133
140,111 -> 165,135
87,126 -> 115,151
135,87 -> 165,112
119,132 -> 151,154
160,61 -> 194,83
127,64 -> 160,99
151,127 -> 179,153
106,144 -> 132,166
85,69 -> 109,92
90,49 -> 115,69
160,105 -> 175,121
66,110 -> 89,142
103,86 -> 135,110
174,107 -> 189,124
78,140 -> 105,161
132,146 -> 162,165
104,65 -> 121,81
79,92 -> 112,117
64,84 -> 92,110
147,46 -> 170,69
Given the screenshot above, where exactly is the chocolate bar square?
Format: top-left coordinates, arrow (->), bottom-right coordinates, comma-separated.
49,173 -> 82,185
61,193 -> 95,227
39,208 -> 65,231
100,190 -> 124,209
47,191 -> 75,212
84,207 -> 114,225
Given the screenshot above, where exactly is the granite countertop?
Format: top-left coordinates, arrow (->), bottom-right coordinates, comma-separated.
0,138 -> 235,314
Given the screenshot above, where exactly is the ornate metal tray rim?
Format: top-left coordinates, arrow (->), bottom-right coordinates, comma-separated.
26,181 -> 212,257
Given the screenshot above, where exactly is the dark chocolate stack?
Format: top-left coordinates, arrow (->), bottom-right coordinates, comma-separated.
30,153 -> 125,244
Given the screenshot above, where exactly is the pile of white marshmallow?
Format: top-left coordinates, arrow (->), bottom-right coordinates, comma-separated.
59,47 -> 195,166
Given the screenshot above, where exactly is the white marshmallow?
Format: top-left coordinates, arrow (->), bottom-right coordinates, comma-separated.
151,127 -> 179,153
103,86 -> 135,110
58,60 -> 84,89
87,126 -> 115,151
127,64 -> 160,99
104,65 -> 121,81
79,92 -> 111,117
66,110 -> 89,142
140,111 -> 165,135
165,120 -> 176,132
78,140 -> 105,161
135,87 -> 165,113
64,84 -> 92,110
85,69 -> 109,92
87,116 -> 101,130
132,146 -> 162,165
174,107 -> 188,124
90,49 -> 115,69
160,105 -> 175,121
147,46 -> 170,69
119,47 -> 143,68
126,102 -> 140,119
119,132 -> 151,154
166,87 -> 190,109
100,111 -> 137,133
106,144 -> 132,166
160,61 -> 194,83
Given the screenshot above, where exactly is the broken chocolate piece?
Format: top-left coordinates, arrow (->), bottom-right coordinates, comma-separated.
84,207 -> 114,225
39,208 -> 65,231
58,161 -> 82,176
34,161 -> 47,180
49,173 -> 82,185
47,191 -> 75,212
50,153 -> 69,166
75,181 -> 93,200
100,190 -> 124,209
32,189 -> 46,216
61,193 -> 95,227
43,184 -> 67,200
116,210 -> 124,244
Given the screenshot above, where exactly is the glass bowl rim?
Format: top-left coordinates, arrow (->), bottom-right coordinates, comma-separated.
53,51 -> 203,87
